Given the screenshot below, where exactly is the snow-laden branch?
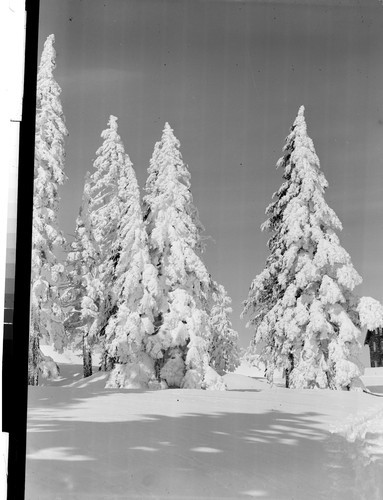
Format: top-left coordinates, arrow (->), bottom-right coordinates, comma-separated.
357,296 -> 383,331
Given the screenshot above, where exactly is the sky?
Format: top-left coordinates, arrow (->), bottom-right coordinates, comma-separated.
37,0 -> 383,348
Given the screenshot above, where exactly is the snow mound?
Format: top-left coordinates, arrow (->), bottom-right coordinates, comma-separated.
38,355 -> 60,381
106,353 -> 156,389
181,369 -> 203,389
202,366 -> 227,391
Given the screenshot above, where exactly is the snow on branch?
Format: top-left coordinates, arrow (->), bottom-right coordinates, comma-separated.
357,296 -> 383,331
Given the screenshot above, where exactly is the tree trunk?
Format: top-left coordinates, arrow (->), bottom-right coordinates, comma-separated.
28,334 -> 40,386
154,349 -> 170,382
99,349 -> 107,371
285,351 -> 294,389
83,335 -> 92,378
285,369 -> 290,388
99,347 -> 115,372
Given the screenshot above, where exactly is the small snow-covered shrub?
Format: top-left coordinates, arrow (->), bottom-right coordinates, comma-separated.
181,369 -> 203,389
39,355 -> 60,380
160,348 -> 185,387
106,353 -> 155,389
357,297 -> 383,332
202,366 -> 226,391
332,358 -> 362,390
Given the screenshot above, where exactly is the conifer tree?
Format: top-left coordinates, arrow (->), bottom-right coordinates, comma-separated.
63,181 -> 99,377
80,115 -> 131,370
243,106 -> 364,390
103,148 -> 160,383
30,34 -> 68,385
208,282 -> 240,375
143,123 -> 213,388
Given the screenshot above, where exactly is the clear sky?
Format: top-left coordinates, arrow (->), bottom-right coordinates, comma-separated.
38,0 -> 383,348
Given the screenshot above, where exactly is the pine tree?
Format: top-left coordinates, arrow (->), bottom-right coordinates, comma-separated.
30,34 -> 68,385
103,148 -> 160,384
80,115 -> 131,370
208,281 -> 240,376
243,106 -> 364,390
63,180 -> 99,377
143,123 -> 213,389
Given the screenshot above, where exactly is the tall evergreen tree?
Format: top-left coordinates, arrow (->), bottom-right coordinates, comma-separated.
243,106 -> 364,390
80,115 -> 132,370
103,148 -> 160,380
30,34 -> 68,385
63,180 -> 99,377
208,281 -> 240,376
143,123 -> 213,388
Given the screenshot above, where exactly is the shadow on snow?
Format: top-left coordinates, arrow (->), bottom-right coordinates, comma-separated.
25,388 -> 383,500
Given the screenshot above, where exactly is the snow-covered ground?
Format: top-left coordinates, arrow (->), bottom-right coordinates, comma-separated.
25,348 -> 383,499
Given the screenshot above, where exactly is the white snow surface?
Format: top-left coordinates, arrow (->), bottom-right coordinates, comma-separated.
26,346 -> 383,499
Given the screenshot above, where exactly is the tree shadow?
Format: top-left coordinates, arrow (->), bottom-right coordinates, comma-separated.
25,390 -> 381,500
228,389 -> 261,393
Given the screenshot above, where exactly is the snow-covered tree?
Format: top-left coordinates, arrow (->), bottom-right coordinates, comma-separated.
79,115 -> 132,370
30,34 -> 68,385
208,281 -> 240,375
357,297 -> 383,333
103,149 -> 160,386
243,106 -> 365,390
143,123 -> 214,389
63,180 -> 99,377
